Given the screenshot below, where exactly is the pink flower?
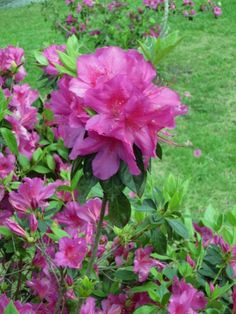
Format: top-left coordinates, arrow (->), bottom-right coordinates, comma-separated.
55,198 -> 102,242
168,277 -> 207,313
193,223 -> 213,246
193,148 -> 202,158
29,214 -> 38,233
98,294 -> 126,314
190,9 -> 196,16
49,76 -> 88,155
5,219 -> 27,238
9,178 -> 56,213
143,0 -> 160,10
65,0 -> 74,4
27,272 -> 58,303
6,84 -> 38,129
183,10 -> 189,17
0,153 -> 15,179
81,297 -> 96,314
54,237 -> 87,268
6,116 -> 39,158
67,47 -> 187,180
134,247 -> 165,282
0,294 -> 10,313
186,255 -> 196,268
183,0 -> 190,4
83,0 -> 95,7
77,3 -> 82,13
213,6 -> 222,17
42,45 -> 66,76
0,46 -> 26,82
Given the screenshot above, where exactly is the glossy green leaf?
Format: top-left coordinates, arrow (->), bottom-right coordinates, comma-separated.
1,128 -> 18,155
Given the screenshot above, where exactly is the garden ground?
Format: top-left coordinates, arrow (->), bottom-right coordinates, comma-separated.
0,1 -> 235,215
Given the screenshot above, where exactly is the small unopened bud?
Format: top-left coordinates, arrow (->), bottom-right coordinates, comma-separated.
29,214 -> 38,233
5,219 -> 27,238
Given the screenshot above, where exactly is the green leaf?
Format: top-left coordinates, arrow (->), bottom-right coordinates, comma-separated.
71,157 -> 83,179
156,142 -> 162,160
150,229 -> 167,255
0,226 -> 12,237
162,266 -> 178,280
66,34 -> 80,57
1,128 -> 18,155
46,154 -> 56,171
203,204 -> 216,230
226,264 -> 234,280
57,51 -> 77,72
166,219 -> 189,239
136,199 -> 156,212
100,175 -> 125,198
108,192 -> 131,227
115,267 -> 138,281
32,165 -> 51,174
178,262 -> 193,277
34,51 -> 49,66
4,301 -> 19,314
134,305 -> 157,314
18,154 -> 30,169
55,63 -> 77,77
50,224 -> 70,241
77,174 -> 98,203
32,147 -> 43,163
211,283 -> 233,300
131,282 -> 159,294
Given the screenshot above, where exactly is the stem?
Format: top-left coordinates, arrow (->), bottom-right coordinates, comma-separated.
86,194 -> 108,275
14,258 -> 23,300
53,268 -> 65,314
160,0 -> 169,38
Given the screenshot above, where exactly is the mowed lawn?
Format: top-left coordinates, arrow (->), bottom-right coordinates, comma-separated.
0,1 -> 235,215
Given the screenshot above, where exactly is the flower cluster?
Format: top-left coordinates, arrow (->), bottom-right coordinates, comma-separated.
0,46 -> 26,88
5,84 -> 39,158
41,44 -> 66,76
49,46 -> 187,180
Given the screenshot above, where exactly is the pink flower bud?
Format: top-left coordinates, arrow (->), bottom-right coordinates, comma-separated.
186,255 -> 196,268
29,214 -> 38,233
65,275 -> 74,286
210,282 -> 215,293
5,219 -> 27,238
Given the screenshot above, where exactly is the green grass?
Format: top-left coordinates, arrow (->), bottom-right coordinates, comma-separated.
0,1 -> 235,214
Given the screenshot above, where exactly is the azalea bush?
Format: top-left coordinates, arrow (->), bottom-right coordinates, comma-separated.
42,0 -> 222,50
0,31 -> 235,314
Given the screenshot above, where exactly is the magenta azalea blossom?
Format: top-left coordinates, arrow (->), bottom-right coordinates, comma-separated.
49,46 -> 187,180
9,178 -> 56,213
55,198 -> 102,242
27,272 -> 58,303
134,247 -> 165,282
0,153 -> 15,179
83,0 -> 95,7
168,277 -> 207,314
0,46 -> 26,82
6,84 -> 38,129
54,237 -> 87,268
42,44 -> 66,76
49,75 -> 89,156
5,219 -> 27,238
213,6 -> 222,17
80,297 -> 96,314
143,0 -> 162,10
